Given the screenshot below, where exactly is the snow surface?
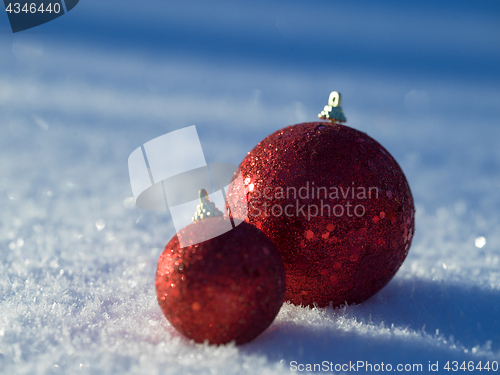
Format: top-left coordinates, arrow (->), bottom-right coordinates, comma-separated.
1,1 -> 500,374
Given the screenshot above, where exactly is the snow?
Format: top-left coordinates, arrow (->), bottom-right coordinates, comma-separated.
1,1 -> 500,373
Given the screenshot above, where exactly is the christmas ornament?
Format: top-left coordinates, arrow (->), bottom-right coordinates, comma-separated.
155,189 -> 286,345
226,91 -> 415,308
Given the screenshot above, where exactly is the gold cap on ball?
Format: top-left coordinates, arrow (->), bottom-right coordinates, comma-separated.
192,189 -> 224,222
318,91 -> 347,123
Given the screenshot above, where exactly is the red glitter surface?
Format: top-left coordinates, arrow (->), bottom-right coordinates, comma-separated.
226,122 -> 415,308
155,217 -> 286,345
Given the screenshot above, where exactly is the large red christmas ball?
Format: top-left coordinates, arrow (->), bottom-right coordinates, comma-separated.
155,217 -> 286,345
226,122 -> 415,308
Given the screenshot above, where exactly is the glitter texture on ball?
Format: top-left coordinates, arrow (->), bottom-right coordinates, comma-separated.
155,217 -> 286,345
227,122 -> 415,308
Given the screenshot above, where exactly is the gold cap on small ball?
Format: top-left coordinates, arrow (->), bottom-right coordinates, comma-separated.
192,189 -> 224,222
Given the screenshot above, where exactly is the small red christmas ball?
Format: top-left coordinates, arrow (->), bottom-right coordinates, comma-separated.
226,121 -> 415,308
155,217 -> 286,345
